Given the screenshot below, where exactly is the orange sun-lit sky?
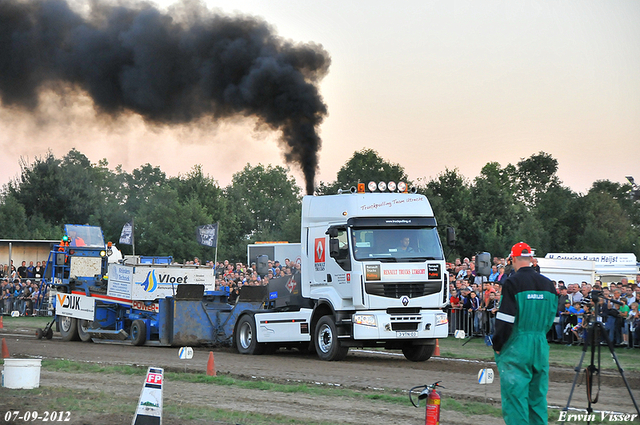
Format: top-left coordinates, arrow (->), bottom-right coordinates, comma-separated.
0,0 -> 638,194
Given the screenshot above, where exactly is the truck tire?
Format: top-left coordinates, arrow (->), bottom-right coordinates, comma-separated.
314,316 -> 349,361
59,316 -> 79,341
131,320 -> 146,346
77,320 -> 94,343
402,343 -> 435,362
236,315 -> 265,355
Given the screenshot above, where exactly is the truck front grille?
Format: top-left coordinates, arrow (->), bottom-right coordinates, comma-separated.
389,314 -> 421,331
391,322 -> 419,331
365,281 -> 441,298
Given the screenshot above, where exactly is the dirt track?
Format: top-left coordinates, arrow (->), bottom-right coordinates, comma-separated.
1,327 -> 639,424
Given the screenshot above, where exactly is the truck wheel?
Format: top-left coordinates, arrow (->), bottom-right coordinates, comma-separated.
236,315 -> 265,355
131,320 -> 146,346
314,316 -> 349,361
59,316 -> 79,341
402,343 -> 435,362
77,320 -> 93,343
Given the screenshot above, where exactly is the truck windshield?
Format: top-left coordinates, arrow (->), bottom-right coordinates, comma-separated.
64,224 -> 105,248
352,227 -> 443,262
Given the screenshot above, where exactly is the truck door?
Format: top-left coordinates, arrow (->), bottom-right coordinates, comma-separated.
325,227 -> 355,301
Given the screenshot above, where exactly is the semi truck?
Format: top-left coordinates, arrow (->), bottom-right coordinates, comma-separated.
41,187 -> 452,362
236,190 -> 452,361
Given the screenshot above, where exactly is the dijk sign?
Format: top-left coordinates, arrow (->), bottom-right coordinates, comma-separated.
56,293 -> 95,321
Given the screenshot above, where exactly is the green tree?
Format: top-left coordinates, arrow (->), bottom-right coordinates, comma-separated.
317,149 -> 411,195
225,164 -> 301,261
419,168 -> 471,259
122,163 -> 168,218
7,149 -> 106,227
532,184 -> 578,254
514,151 -> 560,209
90,160 -> 129,246
8,152 -> 65,225
470,162 -> 521,258
573,191 -> 637,254
589,180 -> 640,226
0,194 -> 29,238
135,186 -> 214,262
167,165 -> 240,261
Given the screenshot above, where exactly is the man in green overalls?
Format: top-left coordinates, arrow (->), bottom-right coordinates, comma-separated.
492,242 -> 558,425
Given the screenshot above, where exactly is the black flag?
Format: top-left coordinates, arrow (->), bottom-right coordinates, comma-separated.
119,221 -> 133,245
196,224 -> 218,248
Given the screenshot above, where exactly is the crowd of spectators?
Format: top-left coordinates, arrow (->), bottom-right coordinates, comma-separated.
446,255 -> 507,337
555,276 -> 640,349
0,259 -> 48,316
0,260 -> 45,280
5,251 -> 640,350
211,258 -> 301,303
1,278 -> 45,316
445,256 -> 640,349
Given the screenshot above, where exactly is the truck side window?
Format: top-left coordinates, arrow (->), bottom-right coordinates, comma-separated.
329,228 -> 351,271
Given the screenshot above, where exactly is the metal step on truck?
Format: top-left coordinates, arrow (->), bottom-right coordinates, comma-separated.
40,183 -> 453,362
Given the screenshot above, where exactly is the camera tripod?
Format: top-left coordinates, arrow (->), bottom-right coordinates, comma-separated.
561,320 -> 639,424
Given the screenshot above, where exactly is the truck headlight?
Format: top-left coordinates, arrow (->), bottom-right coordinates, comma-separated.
354,314 -> 377,327
435,313 -> 448,326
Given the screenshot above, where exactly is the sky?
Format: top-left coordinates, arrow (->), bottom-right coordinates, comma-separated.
0,0 -> 638,194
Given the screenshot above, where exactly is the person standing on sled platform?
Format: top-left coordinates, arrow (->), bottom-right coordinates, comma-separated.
492,242 -> 557,425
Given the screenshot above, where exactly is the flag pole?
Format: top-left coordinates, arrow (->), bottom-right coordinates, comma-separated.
213,221 -> 219,270
132,218 -> 136,256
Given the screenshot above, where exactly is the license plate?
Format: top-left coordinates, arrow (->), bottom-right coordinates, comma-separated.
396,331 -> 418,338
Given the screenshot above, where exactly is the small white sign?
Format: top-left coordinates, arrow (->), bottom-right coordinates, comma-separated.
55,293 -> 95,321
454,330 -> 466,339
132,367 -> 163,425
478,368 -> 494,384
11,311 -> 19,317
178,347 -> 193,360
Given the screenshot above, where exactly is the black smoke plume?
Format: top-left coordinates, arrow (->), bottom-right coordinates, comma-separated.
0,0 -> 330,194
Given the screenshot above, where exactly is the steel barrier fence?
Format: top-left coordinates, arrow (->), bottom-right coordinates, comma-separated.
447,307 -> 495,336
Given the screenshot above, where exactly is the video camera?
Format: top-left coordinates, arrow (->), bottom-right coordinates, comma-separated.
588,290 -> 602,303
589,289 -> 623,306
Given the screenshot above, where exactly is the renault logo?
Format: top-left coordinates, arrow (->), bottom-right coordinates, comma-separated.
401,296 -> 409,306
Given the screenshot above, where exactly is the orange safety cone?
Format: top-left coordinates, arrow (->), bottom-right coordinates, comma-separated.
1,337 -> 10,358
0,315 -> 3,329
433,339 -> 440,357
206,351 -> 216,376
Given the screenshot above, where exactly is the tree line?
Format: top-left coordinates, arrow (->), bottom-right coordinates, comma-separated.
0,148 -> 638,262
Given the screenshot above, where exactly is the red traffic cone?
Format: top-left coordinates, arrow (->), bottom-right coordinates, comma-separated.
1,337 -> 10,358
434,339 -> 440,357
206,351 -> 216,376
0,315 -> 3,329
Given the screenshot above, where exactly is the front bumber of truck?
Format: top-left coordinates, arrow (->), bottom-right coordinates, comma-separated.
350,308 -> 447,360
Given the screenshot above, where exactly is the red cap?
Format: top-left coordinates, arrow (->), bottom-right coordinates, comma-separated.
510,242 -> 534,257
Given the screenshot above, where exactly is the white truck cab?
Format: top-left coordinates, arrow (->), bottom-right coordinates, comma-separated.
239,190 -> 451,362
300,192 -> 449,360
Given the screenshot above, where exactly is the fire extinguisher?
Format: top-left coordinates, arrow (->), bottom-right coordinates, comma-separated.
409,381 -> 443,425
